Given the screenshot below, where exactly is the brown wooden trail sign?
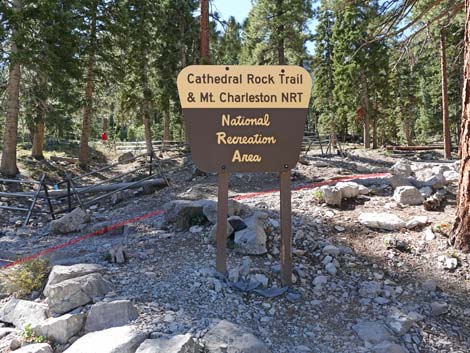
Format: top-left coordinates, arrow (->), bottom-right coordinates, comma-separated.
177,65 -> 312,286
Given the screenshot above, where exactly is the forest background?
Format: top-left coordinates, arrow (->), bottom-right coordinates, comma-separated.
0,0 -> 463,169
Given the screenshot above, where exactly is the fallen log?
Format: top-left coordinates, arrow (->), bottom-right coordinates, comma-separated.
423,189 -> 447,211
50,156 -> 78,164
0,178 -> 166,198
386,145 -> 444,151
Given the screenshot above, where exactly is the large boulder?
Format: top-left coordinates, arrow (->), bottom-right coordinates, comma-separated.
45,273 -> 112,315
163,199 -> 251,231
389,175 -> 413,189
335,181 -> 361,198
0,327 -> 18,339
393,186 -> 424,205
85,300 -> 139,332
136,334 -> 198,353
32,313 -> 85,344
44,264 -> 105,293
422,174 -> 447,190
202,320 -> 270,353
0,298 -> 48,329
50,208 -> 91,235
210,221 -> 235,244
405,216 -> 428,229
202,199 -> 250,224
63,325 -> 147,353
358,213 -> 405,231
390,161 -> 413,177
13,343 -> 54,353
234,212 -> 268,255
163,200 -> 205,231
320,186 -> 342,206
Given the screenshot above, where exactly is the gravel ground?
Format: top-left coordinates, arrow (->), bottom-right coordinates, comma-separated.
1,148 -> 469,353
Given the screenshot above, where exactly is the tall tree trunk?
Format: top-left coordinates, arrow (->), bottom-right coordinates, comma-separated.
277,0 -> 286,65
0,0 -> 21,176
452,1 -> 470,251
363,115 -> 370,149
361,73 -> 371,149
403,117 -> 413,146
32,73 -> 47,159
164,109 -> 171,146
142,59 -> 153,155
372,115 -> 378,149
32,118 -> 45,159
78,2 -> 97,167
102,118 -> 108,133
440,28 -> 452,159
200,0 -> 210,63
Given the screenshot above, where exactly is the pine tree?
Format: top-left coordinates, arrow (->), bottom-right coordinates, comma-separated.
79,0 -> 99,167
452,0 -> 470,251
213,17 -> 242,65
241,0 -> 313,65
312,1 -> 335,135
332,0 -> 389,147
0,0 -> 22,176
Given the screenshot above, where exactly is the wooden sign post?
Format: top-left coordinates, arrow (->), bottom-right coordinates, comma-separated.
177,66 -> 312,286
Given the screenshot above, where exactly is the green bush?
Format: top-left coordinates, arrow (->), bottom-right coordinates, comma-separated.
0,258 -> 50,298
312,188 -> 324,202
22,324 -> 47,344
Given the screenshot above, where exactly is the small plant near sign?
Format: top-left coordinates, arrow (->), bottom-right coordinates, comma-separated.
434,223 -> 450,237
312,188 -> 324,203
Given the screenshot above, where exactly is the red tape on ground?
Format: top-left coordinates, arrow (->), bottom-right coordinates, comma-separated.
1,172 -> 388,269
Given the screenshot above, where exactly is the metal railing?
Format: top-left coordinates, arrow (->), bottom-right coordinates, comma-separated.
0,151 -> 170,225
0,174 -> 55,226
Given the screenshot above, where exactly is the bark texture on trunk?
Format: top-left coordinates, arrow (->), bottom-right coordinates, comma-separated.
403,117 -> 412,146
0,0 -> 21,176
441,28 -> 452,159
78,2 -> 97,167
452,1 -> 470,251
200,0 -> 210,63
362,75 -> 371,149
164,109 -> 171,146
32,119 -> 45,159
32,73 -> 48,159
102,118 -> 108,133
372,114 -> 378,149
142,58 -> 153,155
277,0 -> 286,65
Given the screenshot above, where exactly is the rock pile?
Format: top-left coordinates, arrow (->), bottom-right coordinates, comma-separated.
164,199 -> 268,255
0,262 -> 270,353
388,160 -> 457,206
316,181 -> 369,206
49,208 -> 91,235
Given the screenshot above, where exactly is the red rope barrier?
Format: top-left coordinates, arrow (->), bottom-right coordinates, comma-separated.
1,172 -> 388,269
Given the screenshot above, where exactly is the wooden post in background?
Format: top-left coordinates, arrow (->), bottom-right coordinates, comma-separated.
216,172 -> 229,274
280,170 -> 292,286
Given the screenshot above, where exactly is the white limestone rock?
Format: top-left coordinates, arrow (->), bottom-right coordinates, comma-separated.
358,213 -> 406,231
63,325 -> 147,353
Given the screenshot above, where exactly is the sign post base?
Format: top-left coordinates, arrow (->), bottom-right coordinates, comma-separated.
215,170 -> 293,286
280,170 -> 293,286
216,172 -> 229,275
